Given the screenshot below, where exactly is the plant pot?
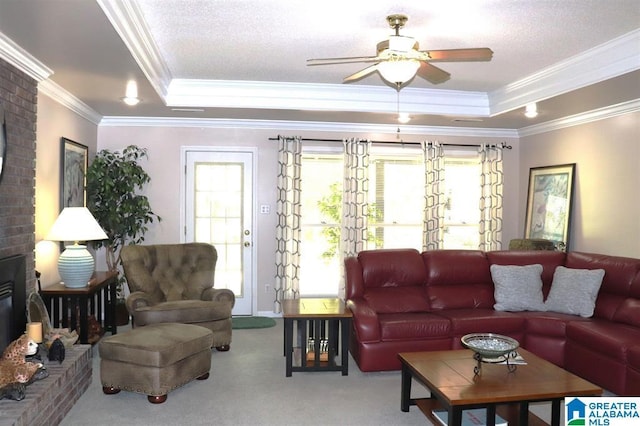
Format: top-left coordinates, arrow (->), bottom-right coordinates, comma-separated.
115,301 -> 130,326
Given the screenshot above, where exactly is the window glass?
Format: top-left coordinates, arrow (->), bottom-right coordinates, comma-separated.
299,147 -> 481,296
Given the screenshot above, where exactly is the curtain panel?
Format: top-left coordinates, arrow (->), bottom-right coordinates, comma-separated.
479,144 -> 504,251
340,138 -> 370,297
275,136 -> 302,300
421,141 -> 446,251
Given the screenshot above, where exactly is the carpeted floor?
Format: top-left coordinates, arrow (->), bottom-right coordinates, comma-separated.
232,316 -> 276,329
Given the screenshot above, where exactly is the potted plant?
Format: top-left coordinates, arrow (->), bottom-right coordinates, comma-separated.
86,145 -> 161,325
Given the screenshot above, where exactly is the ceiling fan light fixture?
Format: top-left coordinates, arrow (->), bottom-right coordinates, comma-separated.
386,35 -> 419,52
377,59 -> 420,85
524,103 -> 538,118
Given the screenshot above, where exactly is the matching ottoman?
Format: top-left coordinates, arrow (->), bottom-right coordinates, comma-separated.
99,323 -> 213,403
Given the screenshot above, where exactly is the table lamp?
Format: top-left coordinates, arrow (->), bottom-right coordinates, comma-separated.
46,207 -> 108,288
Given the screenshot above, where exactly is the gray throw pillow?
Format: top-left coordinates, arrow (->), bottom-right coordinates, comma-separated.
490,264 -> 545,312
544,266 -> 605,317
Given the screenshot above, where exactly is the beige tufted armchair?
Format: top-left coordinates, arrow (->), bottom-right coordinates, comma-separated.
120,243 -> 235,351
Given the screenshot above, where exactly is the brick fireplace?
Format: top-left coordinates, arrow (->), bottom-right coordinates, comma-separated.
0,57 -> 37,306
0,58 -> 92,426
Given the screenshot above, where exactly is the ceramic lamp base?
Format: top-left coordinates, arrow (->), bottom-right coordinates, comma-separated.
58,244 -> 94,288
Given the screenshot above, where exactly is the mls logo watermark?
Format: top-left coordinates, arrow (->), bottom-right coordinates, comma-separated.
566,397 -> 640,425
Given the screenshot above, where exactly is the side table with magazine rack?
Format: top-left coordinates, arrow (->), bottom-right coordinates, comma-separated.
282,298 -> 352,377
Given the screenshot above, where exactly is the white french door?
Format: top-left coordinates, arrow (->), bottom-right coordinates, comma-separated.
185,150 -> 254,315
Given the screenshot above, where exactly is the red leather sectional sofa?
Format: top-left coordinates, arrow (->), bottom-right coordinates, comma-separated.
345,249 -> 640,396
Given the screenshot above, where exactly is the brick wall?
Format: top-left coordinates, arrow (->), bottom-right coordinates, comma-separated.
0,57 -> 37,294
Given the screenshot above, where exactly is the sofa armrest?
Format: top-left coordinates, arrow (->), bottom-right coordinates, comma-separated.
125,291 -> 153,314
202,288 -> 236,308
347,298 -> 380,342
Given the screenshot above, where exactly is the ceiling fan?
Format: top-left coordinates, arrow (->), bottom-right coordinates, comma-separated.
307,14 -> 493,89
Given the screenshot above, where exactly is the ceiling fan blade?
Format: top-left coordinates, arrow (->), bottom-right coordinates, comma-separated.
416,62 -> 451,85
423,48 -> 493,62
307,56 -> 380,66
343,64 -> 379,83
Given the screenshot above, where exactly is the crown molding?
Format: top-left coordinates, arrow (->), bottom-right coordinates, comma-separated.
166,79 -> 491,117
97,0 -> 172,98
518,99 -> 640,137
0,32 -> 53,82
98,115 -> 518,138
490,29 -> 640,115
39,80 -> 102,125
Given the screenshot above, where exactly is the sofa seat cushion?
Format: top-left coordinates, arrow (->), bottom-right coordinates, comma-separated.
435,309 -> 525,335
134,300 -> 232,326
364,286 -> 430,314
519,312 -> 591,338
567,320 -> 640,362
379,313 -> 451,341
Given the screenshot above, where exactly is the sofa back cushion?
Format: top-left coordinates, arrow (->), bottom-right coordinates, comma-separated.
423,250 -> 494,310
356,249 -> 430,313
566,251 -> 640,322
486,251 -> 566,298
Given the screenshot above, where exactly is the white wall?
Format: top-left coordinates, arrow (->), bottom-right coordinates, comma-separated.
519,112 -> 640,257
35,95 -> 98,287
97,125 -> 520,313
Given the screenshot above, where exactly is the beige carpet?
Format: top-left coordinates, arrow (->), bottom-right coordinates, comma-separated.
60,320 -> 569,426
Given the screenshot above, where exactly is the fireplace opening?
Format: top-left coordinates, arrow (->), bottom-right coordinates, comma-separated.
0,254 -> 26,353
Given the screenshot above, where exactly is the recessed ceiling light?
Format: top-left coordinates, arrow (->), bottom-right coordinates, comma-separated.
397,113 -> 411,124
524,103 -> 538,118
122,80 -> 140,106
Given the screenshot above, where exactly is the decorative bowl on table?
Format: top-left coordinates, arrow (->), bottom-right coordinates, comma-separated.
460,333 -> 520,374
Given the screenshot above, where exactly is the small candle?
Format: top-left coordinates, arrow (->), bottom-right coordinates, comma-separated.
27,322 -> 43,343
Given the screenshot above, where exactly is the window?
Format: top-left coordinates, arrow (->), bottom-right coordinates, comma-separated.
299,146 -> 481,296
299,151 -> 343,296
442,155 -> 481,249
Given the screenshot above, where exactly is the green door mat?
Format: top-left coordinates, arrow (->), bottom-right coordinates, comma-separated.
232,316 -> 277,329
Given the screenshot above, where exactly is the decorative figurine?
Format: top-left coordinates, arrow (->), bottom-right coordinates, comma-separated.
0,335 -> 44,397
48,338 -> 65,363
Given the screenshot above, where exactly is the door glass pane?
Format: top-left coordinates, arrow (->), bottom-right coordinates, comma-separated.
193,162 -> 244,297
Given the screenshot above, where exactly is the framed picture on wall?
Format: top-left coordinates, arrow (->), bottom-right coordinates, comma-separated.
60,137 -> 88,209
524,163 -> 576,251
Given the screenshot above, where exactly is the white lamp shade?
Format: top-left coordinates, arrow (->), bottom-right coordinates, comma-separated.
46,207 -> 108,242
377,59 -> 420,85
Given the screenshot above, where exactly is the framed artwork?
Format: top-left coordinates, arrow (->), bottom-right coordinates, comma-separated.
524,163 -> 576,250
60,137 -> 88,209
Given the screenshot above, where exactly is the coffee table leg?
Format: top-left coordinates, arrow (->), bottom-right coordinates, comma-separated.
450,408 -> 463,426
486,405 -> 496,426
400,364 -> 412,412
551,399 -> 561,426
519,401 -> 530,425
284,318 -> 293,377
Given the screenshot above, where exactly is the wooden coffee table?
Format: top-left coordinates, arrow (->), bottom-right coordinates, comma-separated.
399,349 -> 602,426
282,298 -> 352,377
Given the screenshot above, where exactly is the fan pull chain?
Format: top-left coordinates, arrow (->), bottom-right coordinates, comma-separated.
396,86 -> 401,139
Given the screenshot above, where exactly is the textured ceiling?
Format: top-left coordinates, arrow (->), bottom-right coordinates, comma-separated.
0,0 -> 638,132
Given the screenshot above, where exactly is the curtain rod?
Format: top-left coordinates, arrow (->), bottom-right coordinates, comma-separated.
268,136 -> 512,149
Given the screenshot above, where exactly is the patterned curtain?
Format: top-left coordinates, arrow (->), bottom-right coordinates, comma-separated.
421,141 -> 446,251
340,138 -> 370,297
275,136 -> 302,301
479,143 -> 504,251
